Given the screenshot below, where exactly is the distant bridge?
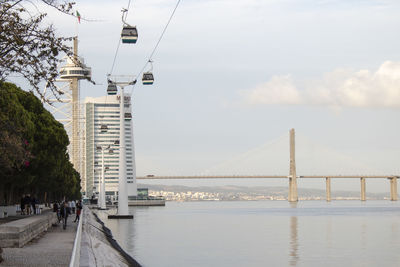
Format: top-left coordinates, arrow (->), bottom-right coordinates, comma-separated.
137,175 -> 398,179
136,174 -> 399,201
137,130 -> 399,202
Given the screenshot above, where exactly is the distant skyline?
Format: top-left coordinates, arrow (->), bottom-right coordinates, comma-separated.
9,0 -> 400,192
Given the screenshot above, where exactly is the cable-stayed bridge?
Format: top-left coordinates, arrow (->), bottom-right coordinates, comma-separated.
137,129 -> 399,202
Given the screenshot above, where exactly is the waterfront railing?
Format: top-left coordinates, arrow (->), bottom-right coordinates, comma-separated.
69,208 -> 83,267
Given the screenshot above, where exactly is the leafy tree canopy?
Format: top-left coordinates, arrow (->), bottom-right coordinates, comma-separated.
0,81 -> 81,204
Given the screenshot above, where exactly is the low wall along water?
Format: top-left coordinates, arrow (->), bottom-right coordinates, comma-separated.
0,211 -> 57,248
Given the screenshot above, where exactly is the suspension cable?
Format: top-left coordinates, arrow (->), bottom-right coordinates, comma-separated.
129,0 -> 182,95
109,37 -> 121,75
108,0 -> 133,76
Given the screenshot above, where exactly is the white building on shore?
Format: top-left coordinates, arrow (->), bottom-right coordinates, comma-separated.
84,95 -> 137,201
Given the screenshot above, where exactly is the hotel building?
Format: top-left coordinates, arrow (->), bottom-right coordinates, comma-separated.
84,95 -> 137,200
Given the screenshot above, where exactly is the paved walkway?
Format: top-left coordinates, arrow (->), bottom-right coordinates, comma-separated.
1,216 -> 78,267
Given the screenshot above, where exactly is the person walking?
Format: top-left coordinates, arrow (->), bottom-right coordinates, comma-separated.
20,194 -> 25,215
24,194 -> 31,215
53,202 -> 60,222
71,200 -> 76,214
60,201 -> 71,230
74,200 -> 82,222
31,196 -> 37,215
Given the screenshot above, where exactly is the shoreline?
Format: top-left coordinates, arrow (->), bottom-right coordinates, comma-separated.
80,207 -> 141,267
91,210 -> 141,267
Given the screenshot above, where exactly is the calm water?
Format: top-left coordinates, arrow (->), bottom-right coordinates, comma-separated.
99,201 -> 400,267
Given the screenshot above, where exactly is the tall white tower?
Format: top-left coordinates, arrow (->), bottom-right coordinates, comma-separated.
42,37 -> 92,194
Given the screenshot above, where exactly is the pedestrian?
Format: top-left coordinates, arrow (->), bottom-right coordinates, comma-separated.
60,201 -> 71,230
53,202 -> 60,222
74,200 -> 82,222
71,200 -> 76,214
20,194 -> 25,215
31,195 -> 37,215
24,194 -> 31,215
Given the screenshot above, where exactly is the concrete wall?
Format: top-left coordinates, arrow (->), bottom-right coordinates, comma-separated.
0,212 -> 57,248
80,207 -> 131,267
128,200 -> 165,206
0,206 -> 18,217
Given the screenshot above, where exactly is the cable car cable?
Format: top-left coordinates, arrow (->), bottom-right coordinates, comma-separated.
109,38 -> 122,75
109,0 -> 134,75
147,0 -> 181,64
129,0 -> 182,94
125,0 -> 132,19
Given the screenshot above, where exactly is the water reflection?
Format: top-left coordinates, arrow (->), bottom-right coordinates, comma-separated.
391,222 -> 399,246
289,203 -> 299,266
103,208 -> 136,254
101,201 -> 400,267
117,219 -> 131,251
289,216 -> 299,266
326,218 -> 332,249
361,223 -> 367,252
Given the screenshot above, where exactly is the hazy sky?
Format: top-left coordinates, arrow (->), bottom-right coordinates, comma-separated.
12,0 -> 400,192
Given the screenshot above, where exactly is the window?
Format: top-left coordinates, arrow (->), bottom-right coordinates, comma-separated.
95,104 -> 119,108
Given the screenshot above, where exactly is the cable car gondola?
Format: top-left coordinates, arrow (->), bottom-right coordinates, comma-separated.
142,72 -> 154,85
121,26 -> 138,44
107,80 -> 117,95
100,125 -> 108,133
142,60 -> 154,85
124,113 -> 132,121
121,9 -> 138,44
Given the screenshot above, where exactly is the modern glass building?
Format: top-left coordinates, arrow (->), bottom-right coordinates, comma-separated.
85,95 -> 137,201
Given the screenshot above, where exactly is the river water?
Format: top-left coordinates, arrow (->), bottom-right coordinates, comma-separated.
98,201 -> 400,267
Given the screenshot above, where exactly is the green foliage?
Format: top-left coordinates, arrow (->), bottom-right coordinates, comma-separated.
0,82 -> 81,204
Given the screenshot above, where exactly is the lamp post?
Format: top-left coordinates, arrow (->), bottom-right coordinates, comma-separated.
96,145 -> 109,210
93,168 -> 102,208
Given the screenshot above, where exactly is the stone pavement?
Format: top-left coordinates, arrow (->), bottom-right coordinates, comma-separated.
0,216 -> 78,267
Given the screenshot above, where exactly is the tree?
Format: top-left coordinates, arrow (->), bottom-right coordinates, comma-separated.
0,81 -> 81,204
0,0 -> 75,101
0,81 -> 33,179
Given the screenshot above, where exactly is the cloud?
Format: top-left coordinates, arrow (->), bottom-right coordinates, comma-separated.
242,61 -> 400,108
243,75 -> 302,105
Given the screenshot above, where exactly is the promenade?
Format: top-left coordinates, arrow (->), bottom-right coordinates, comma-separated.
0,213 -> 77,267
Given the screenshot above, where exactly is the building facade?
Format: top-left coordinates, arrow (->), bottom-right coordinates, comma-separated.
85,95 -> 137,201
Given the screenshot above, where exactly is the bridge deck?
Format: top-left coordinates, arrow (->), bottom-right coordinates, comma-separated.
137,175 -> 399,180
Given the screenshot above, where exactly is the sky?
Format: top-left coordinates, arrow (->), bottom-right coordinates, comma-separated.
10,0 -> 400,192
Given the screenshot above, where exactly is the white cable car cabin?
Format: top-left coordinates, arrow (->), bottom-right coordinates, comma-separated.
121,26 -> 138,44
124,113 -> 132,121
107,83 -> 117,95
142,72 -> 154,85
